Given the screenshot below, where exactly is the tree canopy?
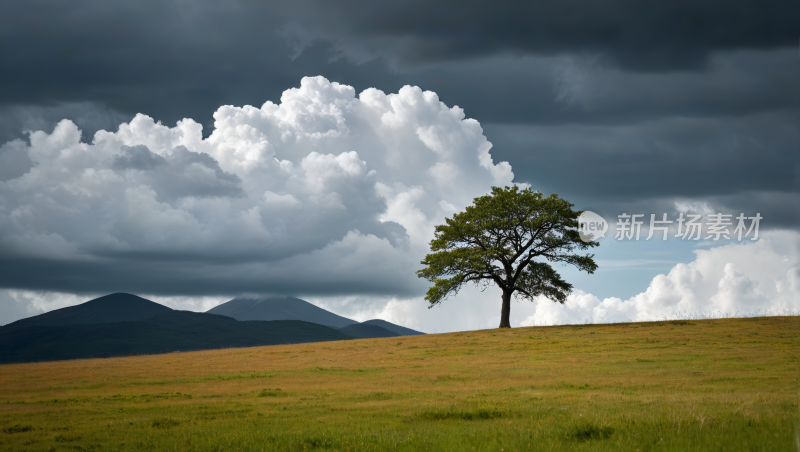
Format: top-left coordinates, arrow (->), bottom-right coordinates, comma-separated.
416,186 -> 598,328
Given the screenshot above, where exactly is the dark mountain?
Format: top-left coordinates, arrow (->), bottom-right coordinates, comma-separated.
0,293 -> 427,364
0,311 -> 354,364
207,296 -> 357,328
361,319 -> 425,336
338,323 -> 400,339
207,296 -> 426,334
6,293 -> 173,328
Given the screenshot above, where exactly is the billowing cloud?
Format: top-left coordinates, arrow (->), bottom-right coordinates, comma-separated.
520,230 -> 800,326
0,76 -> 516,297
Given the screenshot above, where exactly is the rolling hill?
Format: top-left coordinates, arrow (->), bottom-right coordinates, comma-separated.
1,317 -> 796,451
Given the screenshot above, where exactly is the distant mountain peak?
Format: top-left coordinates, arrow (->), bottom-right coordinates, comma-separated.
207,296 -> 425,335
207,296 -> 357,328
6,293 -> 173,328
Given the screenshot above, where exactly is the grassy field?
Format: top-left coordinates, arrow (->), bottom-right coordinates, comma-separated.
0,317 -> 797,451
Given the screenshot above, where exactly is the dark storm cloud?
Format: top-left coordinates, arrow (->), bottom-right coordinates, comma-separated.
286,0 -> 798,71
0,256 -> 423,297
1,0 -> 797,132
487,109 -> 800,197
484,107 -> 800,228
385,49 -> 800,125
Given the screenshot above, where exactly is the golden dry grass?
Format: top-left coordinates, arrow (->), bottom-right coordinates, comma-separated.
0,316 -> 798,451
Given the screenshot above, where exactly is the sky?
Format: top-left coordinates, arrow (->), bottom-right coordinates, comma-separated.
0,0 -> 798,332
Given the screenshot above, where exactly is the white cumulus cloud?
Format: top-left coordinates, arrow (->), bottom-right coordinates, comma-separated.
0,76 -> 516,299
520,230 -> 800,327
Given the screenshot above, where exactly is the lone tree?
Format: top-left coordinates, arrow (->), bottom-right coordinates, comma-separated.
417,186 -> 598,328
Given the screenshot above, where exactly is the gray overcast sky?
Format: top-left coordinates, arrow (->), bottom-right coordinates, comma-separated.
0,0 -> 798,328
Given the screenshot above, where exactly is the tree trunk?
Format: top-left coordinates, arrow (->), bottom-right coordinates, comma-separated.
498,289 -> 512,328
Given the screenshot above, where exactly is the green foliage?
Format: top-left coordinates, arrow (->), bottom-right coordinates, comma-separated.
417,186 -> 598,322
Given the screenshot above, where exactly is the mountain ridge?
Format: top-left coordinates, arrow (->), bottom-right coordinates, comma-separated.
0,293 -> 424,364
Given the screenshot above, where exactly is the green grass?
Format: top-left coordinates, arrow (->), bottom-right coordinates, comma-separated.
0,316 -> 797,451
